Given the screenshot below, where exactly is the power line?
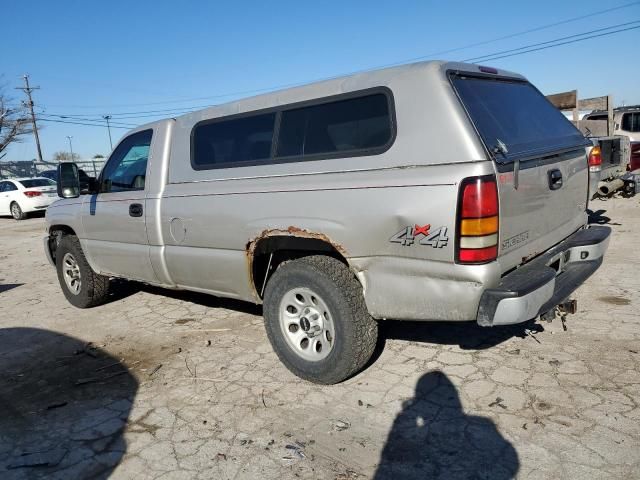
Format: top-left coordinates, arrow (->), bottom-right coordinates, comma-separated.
38,118 -> 131,129
37,113 -> 136,127
38,105 -> 206,119
37,1 -> 640,111
41,20 -> 639,124
465,24 -> 640,63
421,0 -> 640,60
38,16 -> 639,128
464,20 -> 640,62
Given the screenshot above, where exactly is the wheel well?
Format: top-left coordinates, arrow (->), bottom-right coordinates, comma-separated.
250,235 -> 348,299
48,225 -> 77,264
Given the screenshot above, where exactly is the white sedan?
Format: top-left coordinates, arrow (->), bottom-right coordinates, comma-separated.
0,177 -> 59,220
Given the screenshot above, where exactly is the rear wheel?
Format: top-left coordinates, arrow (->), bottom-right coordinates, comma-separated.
56,235 -> 110,308
263,255 -> 378,384
10,202 -> 26,220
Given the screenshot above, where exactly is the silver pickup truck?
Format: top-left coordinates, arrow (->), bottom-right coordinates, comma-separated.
45,61 -> 611,384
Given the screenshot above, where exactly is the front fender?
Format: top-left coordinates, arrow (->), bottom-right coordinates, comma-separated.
45,197 -> 86,238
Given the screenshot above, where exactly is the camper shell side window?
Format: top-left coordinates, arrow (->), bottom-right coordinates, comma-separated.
190,87 -> 396,170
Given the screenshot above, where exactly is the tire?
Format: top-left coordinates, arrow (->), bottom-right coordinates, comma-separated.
56,235 -> 110,308
263,255 -> 378,384
10,202 -> 26,220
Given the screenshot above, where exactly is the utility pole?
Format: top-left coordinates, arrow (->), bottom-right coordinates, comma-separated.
103,115 -> 113,150
66,135 -> 74,161
16,74 -> 44,163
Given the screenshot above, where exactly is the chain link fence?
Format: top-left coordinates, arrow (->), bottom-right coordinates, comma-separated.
0,160 -> 106,180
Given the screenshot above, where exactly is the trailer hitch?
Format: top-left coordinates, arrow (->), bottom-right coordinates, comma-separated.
540,299 -> 577,331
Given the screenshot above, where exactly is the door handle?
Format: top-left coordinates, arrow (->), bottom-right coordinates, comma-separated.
548,169 -> 563,190
129,203 -> 143,217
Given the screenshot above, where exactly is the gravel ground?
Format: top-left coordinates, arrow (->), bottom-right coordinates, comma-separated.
0,196 -> 639,480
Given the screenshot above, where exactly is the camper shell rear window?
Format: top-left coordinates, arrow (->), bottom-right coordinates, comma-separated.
449,72 -> 589,163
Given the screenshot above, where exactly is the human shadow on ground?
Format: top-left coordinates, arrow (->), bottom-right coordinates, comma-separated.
0,283 -> 24,294
0,328 -> 138,479
374,371 -> 519,480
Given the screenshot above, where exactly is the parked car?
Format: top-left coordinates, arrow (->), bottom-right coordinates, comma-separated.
44,61 -> 611,384
0,177 -> 58,220
40,168 -> 93,191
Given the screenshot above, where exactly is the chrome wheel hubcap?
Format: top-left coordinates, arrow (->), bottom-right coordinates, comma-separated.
279,287 -> 335,361
11,204 -> 20,217
62,253 -> 82,295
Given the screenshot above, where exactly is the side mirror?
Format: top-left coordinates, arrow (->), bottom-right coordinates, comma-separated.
57,162 -> 80,198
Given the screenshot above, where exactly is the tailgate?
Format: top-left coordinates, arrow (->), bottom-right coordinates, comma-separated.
497,149 -> 588,271
450,71 -> 590,272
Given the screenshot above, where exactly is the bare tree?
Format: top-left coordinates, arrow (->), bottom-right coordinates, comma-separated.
53,151 -> 80,162
0,87 -> 32,160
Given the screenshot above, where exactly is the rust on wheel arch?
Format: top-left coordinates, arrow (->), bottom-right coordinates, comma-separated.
245,226 -> 349,300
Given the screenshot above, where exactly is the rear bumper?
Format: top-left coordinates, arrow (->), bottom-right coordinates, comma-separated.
477,226 -> 611,326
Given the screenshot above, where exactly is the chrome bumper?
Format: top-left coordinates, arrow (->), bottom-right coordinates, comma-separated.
477,226 -> 611,326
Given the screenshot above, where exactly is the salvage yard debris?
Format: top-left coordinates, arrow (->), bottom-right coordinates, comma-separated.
332,420 -> 351,431
488,397 -> 507,409
284,443 -> 306,459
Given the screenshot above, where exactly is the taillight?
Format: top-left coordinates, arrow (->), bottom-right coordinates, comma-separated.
588,145 -> 602,172
23,191 -> 42,197
457,176 -> 499,264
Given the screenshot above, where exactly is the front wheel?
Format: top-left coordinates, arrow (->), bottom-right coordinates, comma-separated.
56,235 -> 110,308
10,202 -> 26,220
263,255 -> 378,384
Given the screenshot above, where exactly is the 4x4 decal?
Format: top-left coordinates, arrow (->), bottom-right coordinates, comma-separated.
390,224 -> 449,248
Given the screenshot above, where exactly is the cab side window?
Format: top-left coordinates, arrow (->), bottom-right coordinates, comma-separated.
100,129 -> 153,193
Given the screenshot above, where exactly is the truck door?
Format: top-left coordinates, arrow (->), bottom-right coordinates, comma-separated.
80,129 -> 158,283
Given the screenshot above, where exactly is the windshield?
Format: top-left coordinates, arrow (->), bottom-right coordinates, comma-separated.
451,74 -> 588,162
19,178 -> 56,188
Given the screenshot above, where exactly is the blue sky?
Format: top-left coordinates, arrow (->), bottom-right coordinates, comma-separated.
3,0 -> 639,161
